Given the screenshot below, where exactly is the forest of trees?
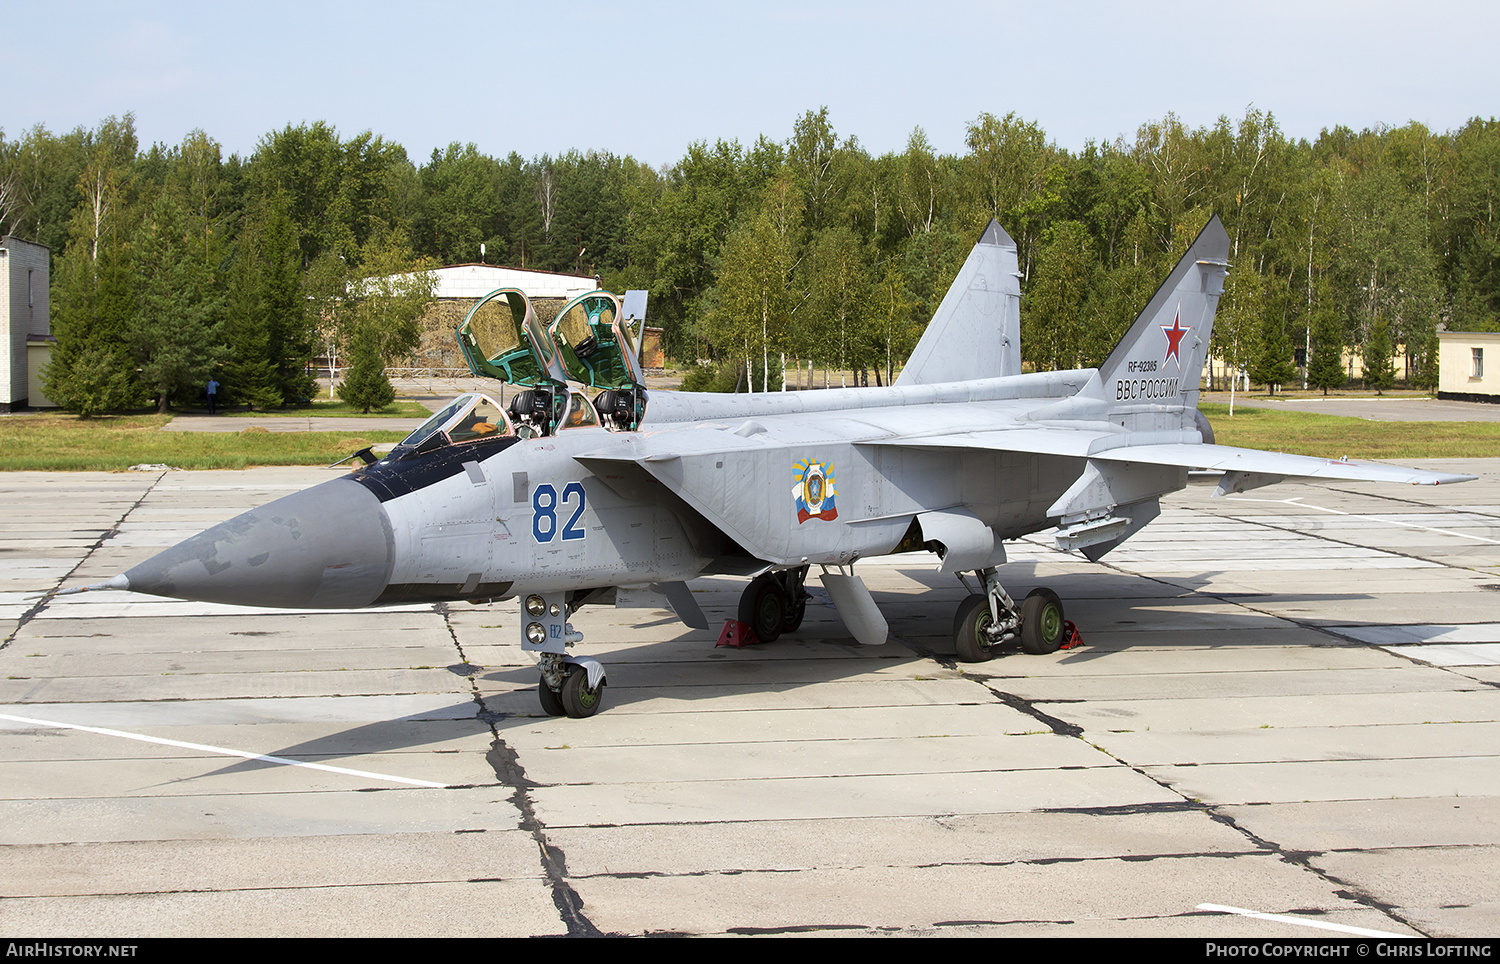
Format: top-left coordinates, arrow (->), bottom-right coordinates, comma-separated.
2,105 -> 1497,411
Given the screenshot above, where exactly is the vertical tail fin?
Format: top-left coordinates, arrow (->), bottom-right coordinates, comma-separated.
895,219 -> 1021,386
1098,216 -> 1229,411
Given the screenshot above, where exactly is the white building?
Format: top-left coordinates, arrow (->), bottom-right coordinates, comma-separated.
0,236 -> 51,410
394,264 -> 601,371
424,263 -> 598,302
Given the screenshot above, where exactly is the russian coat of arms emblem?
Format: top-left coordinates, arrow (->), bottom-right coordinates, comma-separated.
792,458 -> 838,523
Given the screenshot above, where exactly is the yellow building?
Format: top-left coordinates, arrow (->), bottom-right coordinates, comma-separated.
0,235 -> 51,410
1437,331 -> 1500,403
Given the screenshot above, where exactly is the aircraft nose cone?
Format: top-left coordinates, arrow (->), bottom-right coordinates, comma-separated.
123,477 -> 394,609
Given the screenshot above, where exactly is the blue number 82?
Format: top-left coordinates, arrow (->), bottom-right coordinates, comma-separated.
533,482 -> 586,543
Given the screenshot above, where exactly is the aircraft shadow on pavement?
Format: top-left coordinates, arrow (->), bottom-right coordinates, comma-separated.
190,558 -> 1390,772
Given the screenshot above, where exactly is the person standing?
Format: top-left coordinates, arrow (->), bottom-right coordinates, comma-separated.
206,376 -> 220,415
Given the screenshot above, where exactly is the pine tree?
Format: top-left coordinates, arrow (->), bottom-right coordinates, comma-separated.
1249,313 -> 1297,395
42,345 -> 139,417
129,193 -> 226,413
1307,310 -> 1346,395
1410,328 -> 1440,391
222,210 -> 281,410
43,199 -> 141,415
262,193 -> 316,404
336,325 -> 395,412
1364,318 -> 1396,394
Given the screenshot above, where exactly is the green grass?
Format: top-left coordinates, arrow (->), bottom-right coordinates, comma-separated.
3,401 -> 1493,472
1201,403 -> 1500,459
0,414 -> 408,471
217,398 -> 433,418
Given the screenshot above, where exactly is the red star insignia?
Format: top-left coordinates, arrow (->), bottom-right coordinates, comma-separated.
1162,306 -> 1190,368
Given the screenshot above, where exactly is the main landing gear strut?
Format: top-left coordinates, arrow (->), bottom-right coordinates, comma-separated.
736,566 -> 811,644
953,566 -> 1065,662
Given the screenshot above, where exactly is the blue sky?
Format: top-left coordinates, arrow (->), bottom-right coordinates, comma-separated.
9,1 -> 1496,166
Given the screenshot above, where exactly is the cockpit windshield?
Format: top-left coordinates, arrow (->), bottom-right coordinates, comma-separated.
398,393 -> 511,451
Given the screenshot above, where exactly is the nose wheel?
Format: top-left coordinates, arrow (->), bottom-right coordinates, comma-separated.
538,679 -> 566,716
536,652 -> 607,718
560,666 -> 606,718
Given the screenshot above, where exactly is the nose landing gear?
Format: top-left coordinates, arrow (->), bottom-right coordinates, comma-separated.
524,590 -> 608,718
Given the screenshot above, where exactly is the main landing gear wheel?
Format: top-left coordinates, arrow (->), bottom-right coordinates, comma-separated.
782,586 -> 807,633
738,574 -> 787,643
1020,588 -> 1065,655
781,566 -> 811,633
560,667 -> 606,718
538,680 -> 566,717
953,594 -> 996,663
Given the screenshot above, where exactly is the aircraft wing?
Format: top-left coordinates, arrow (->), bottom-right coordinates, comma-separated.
865,431 -> 1476,489
859,428 -> 1474,560
574,429 -> 788,563
1087,442 -> 1475,486
573,423 -> 1475,572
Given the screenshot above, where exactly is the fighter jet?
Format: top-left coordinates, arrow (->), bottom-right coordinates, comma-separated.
78,216 -> 1474,718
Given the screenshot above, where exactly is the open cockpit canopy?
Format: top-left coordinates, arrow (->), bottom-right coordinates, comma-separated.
560,391 -> 600,430
456,289 -> 568,386
454,287 -> 650,434
546,291 -> 646,391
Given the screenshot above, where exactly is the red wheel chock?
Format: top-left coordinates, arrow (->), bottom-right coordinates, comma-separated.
1061,620 -> 1084,650
717,619 -> 760,648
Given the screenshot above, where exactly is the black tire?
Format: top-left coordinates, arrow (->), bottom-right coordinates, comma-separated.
738,574 -> 786,643
538,679 -> 566,716
781,567 -> 810,633
561,667 -> 606,718
782,591 -> 807,633
953,594 -> 996,663
1019,588 -> 1065,655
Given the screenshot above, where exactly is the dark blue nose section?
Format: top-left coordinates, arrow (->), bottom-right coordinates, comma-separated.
123,477 -> 395,609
